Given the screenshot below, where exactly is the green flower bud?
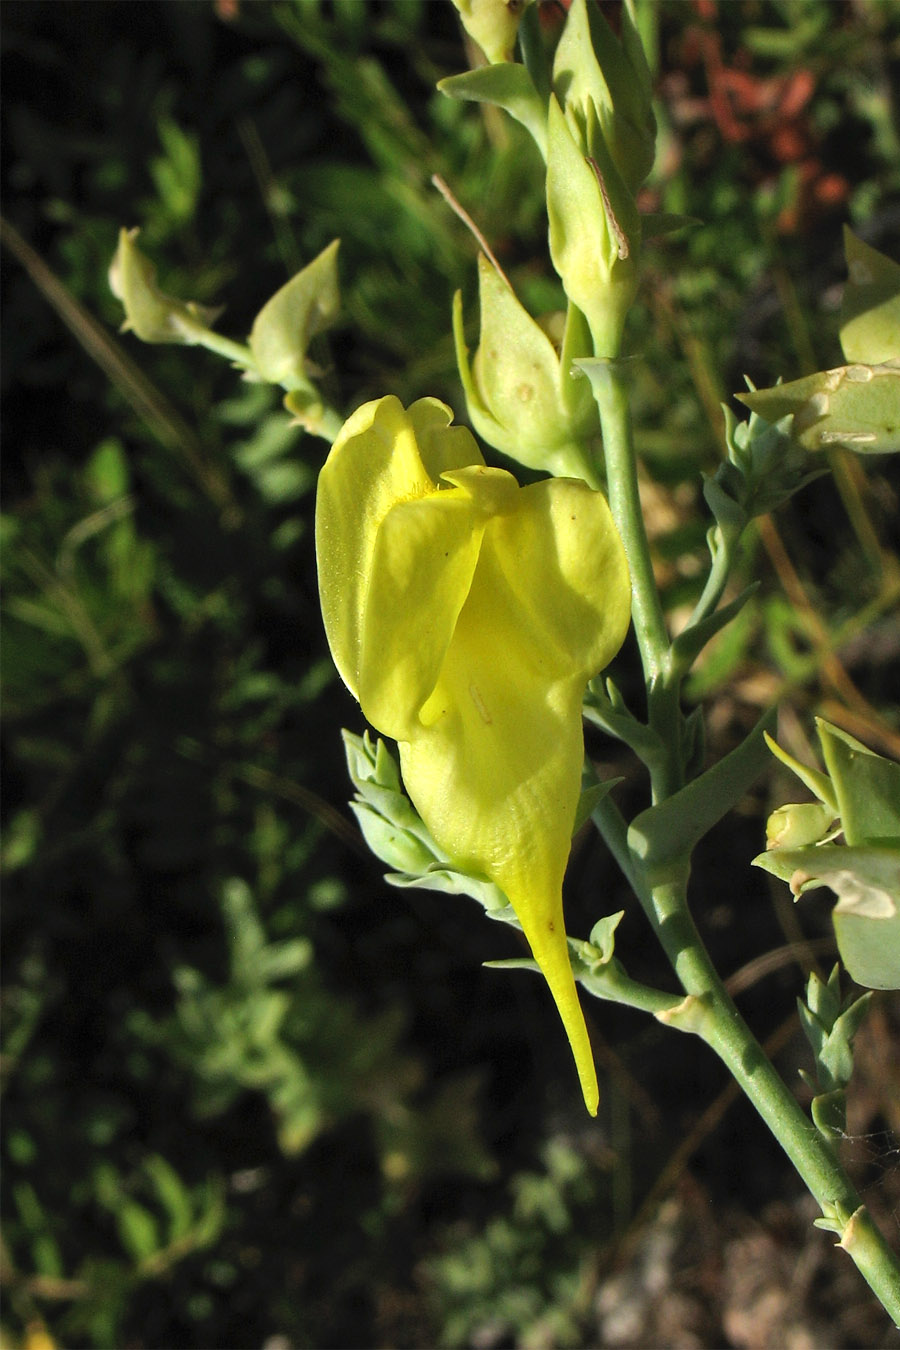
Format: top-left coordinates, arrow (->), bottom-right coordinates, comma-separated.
109,228 -> 221,344
546,95 -> 639,358
704,401 -> 826,530
552,0 -> 655,194
450,0 -> 532,65
453,254 -> 599,480
766,802 -> 837,851
248,239 -> 340,391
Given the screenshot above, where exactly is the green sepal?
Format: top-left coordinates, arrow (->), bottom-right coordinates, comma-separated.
109,227 -> 221,345
839,228 -> 900,364
762,731 -> 838,812
344,730 -> 433,841
387,862 -> 512,920
438,64 -> 547,159
343,730 -> 448,873
737,360 -> 900,453
628,709 -> 776,874
586,910 -> 623,963
350,801 -> 442,876
248,240 -> 340,391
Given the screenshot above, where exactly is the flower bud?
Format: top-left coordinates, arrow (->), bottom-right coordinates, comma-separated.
248,239 -> 340,390
546,95 -> 639,358
450,0 -> 532,65
109,228 -> 220,344
766,802 -> 837,851
552,0 -> 655,195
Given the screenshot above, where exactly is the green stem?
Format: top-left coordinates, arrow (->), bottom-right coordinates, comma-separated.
584,360 -> 900,1316
685,522 -> 740,631
586,361 -> 668,680
182,320 -> 344,443
590,792 -> 649,904
584,358 -> 683,797
650,878 -> 900,1318
184,325 -> 256,368
312,405 -> 344,443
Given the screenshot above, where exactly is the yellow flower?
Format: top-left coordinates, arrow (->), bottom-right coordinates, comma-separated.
316,396 -> 631,1112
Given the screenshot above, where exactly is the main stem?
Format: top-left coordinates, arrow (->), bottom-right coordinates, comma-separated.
592,362 -> 900,1319
590,360 -> 683,799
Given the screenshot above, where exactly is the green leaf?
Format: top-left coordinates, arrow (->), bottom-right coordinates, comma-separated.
753,843 -> 900,988
737,361 -> 900,454
144,1155 -> 193,1243
817,718 -> 900,846
833,903 -> 900,989
811,1089 -> 847,1140
628,709 -> 776,873
839,229 -> 900,364
438,65 -> 547,159
669,584 -> 758,675
117,1199 -> 160,1263
573,775 -> 622,835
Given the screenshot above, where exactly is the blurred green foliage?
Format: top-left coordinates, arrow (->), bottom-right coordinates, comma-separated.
2,0 -> 899,1346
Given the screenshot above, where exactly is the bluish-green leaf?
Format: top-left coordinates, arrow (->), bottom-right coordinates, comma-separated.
817,719 -> 900,846
628,709 -> 776,872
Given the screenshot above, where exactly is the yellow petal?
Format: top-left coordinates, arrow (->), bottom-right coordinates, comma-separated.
409,398 -> 486,480
359,490 -> 484,740
316,396 -> 481,696
397,478 -> 630,1113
